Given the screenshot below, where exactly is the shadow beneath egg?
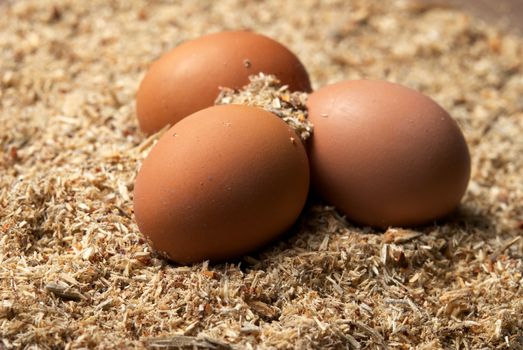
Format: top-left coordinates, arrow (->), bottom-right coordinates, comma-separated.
439,203 -> 494,232
239,198 -> 497,270
198,195 -> 324,270
173,195 -> 495,272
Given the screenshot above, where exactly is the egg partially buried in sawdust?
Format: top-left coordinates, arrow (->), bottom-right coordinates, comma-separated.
307,80 -> 471,228
133,104 -> 310,264
136,31 -> 312,134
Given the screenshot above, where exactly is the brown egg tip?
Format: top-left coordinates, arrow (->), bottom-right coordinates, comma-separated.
215,73 -> 313,141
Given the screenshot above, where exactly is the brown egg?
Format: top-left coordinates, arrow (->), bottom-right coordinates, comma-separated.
136,31 -> 311,134
307,80 -> 471,228
133,105 -> 310,263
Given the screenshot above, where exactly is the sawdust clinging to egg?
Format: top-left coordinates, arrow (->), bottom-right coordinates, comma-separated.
216,73 -> 313,141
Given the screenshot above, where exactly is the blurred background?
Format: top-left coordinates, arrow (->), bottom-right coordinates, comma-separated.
421,0 -> 523,34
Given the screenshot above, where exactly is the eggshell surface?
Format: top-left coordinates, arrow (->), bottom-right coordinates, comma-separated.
133,105 -> 310,263
307,80 -> 471,228
136,31 -> 311,134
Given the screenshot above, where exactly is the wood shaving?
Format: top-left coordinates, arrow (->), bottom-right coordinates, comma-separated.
216,73 -> 312,141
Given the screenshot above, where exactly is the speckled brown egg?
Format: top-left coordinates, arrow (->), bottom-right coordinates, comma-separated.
307,80 -> 471,228
133,104 -> 309,264
136,31 -> 311,135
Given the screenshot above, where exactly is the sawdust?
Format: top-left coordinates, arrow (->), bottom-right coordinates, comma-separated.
216,74 -> 312,141
1,0 -> 522,349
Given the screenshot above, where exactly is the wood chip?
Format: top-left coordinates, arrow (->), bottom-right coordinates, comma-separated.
45,283 -> 86,302
145,335 -> 233,350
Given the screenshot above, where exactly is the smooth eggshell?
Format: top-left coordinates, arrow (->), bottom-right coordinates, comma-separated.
133,105 -> 310,263
307,80 -> 471,228
136,31 -> 312,134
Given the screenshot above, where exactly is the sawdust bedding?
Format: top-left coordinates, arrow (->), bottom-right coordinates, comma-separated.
1,0 -> 522,349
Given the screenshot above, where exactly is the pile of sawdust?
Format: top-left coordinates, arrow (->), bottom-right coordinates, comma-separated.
216,73 -> 312,141
1,0 -> 522,349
